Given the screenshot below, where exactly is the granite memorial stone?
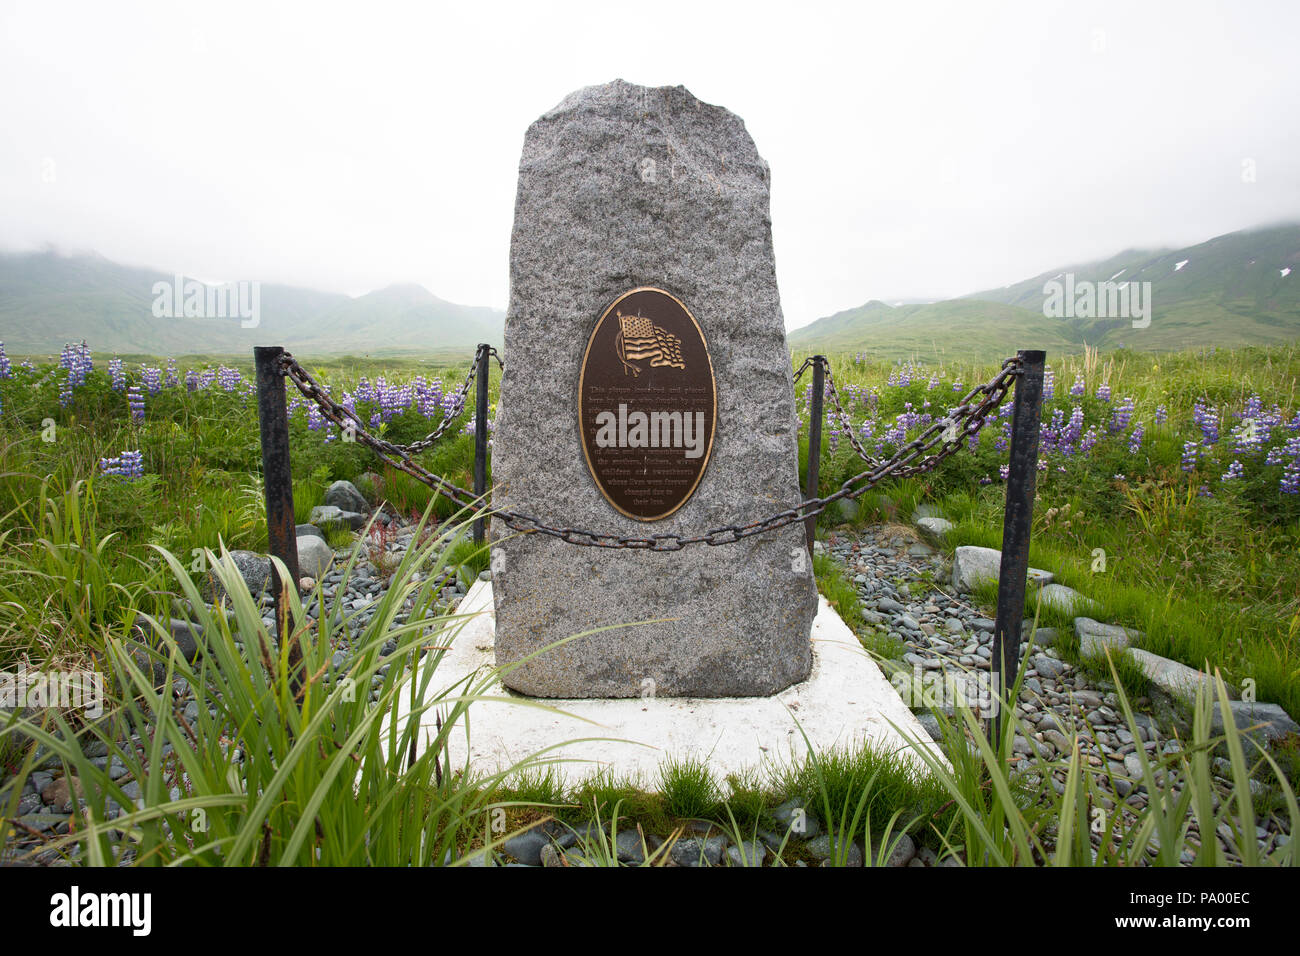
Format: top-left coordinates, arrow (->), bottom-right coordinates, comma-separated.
490,79 -> 816,698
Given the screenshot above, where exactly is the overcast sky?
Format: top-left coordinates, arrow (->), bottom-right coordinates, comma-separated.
2,1 -> 1297,329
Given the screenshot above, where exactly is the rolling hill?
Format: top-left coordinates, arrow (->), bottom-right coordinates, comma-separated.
790,223 -> 1300,360
0,250 -> 504,358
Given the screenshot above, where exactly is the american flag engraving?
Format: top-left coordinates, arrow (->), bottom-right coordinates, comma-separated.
615,309 -> 686,376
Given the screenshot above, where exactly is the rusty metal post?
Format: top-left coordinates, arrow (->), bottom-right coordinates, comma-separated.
804,357 -> 824,553
990,349 -> 1046,744
254,346 -> 302,682
473,344 -> 490,544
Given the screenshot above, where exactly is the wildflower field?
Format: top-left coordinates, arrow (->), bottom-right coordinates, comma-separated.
796,343 -> 1300,718
2,339 -> 1299,869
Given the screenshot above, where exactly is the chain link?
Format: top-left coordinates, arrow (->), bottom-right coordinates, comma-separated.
280,348 -> 1021,550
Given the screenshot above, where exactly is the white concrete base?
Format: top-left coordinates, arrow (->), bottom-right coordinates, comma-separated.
392,580 -> 944,790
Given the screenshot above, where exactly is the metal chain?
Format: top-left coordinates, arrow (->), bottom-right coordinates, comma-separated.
392,345 -> 503,455
280,350 -> 1021,550
794,356 -> 883,465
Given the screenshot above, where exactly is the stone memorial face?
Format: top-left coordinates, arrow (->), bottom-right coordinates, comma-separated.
578,287 -> 716,521
490,79 -> 817,699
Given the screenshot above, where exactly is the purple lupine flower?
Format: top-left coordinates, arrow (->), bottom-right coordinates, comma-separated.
998,464 -> 1010,481
1110,397 -> 1134,433
1060,406 -> 1084,455
1287,410 -> 1300,432
142,365 -> 163,395
0,341 -> 10,379
1042,366 -> 1054,402
995,420 -> 1011,452
927,375 -> 940,391
1282,462 -> 1300,495
1265,435 -> 1300,467
1069,375 -> 1085,397
951,380 -> 963,392
99,449 -> 144,480
1127,423 -> 1144,453
1197,484 -> 1213,497
1096,382 -> 1111,402
1079,427 -> 1100,455
1180,440 -> 1201,472
1155,405 -> 1168,425
1192,400 -> 1219,444
165,359 -> 178,388
216,366 -> 242,392
979,475 -> 993,485
1040,408 -> 1065,453
1231,416 -> 1268,457
109,358 -> 125,391
1221,460 -> 1245,481
127,385 -> 145,422
185,368 -> 199,392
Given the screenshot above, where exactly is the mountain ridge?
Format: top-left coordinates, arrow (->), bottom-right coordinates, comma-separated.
0,249 -> 504,358
789,223 -> 1300,360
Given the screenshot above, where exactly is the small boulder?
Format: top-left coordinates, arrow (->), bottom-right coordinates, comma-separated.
1037,584 -> 1095,617
916,516 -> 954,540
952,546 -> 1053,592
1211,701 -> 1300,746
1127,649 -> 1226,704
296,523 -> 325,541
324,480 -> 369,515
204,550 -> 272,602
1074,617 -> 1141,657
296,534 -> 335,579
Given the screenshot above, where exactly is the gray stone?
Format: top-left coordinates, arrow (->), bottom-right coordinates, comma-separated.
309,505 -> 367,531
806,835 -> 863,866
1023,625 -> 1058,648
1127,649 -> 1221,704
1033,655 -> 1067,681
1038,584 -> 1095,616
726,840 -> 767,867
1075,617 -> 1141,657
670,835 -> 726,867
489,80 -> 816,697
772,799 -> 821,839
951,546 -> 1053,592
614,829 -> 646,864
1211,701 -> 1300,746
206,550 -> 272,601
539,844 -> 564,867
296,523 -> 325,541
916,712 -> 944,742
915,516 -> 953,540
324,480 -> 369,515
503,828 -> 551,866
870,832 -> 916,867
296,534 -> 335,579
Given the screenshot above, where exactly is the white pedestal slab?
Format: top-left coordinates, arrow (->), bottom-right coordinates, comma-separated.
392,580 -> 944,789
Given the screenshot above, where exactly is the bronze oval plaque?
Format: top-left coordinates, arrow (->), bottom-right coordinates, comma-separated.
578,287 -> 717,521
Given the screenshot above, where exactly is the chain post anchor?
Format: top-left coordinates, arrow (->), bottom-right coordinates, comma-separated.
254,345 -> 303,688
989,349 -> 1046,747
